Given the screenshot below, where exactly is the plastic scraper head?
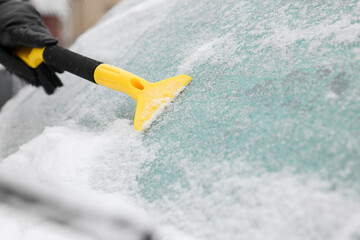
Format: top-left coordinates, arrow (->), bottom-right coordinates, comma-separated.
93,64 -> 192,131
133,75 -> 192,131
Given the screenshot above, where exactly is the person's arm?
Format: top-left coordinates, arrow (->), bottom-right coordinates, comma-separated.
0,0 -> 63,94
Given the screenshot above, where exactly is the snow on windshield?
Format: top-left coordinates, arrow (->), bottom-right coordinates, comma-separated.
0,0 -> 360,239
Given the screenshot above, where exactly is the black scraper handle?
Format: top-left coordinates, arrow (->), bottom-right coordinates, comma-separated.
43,45 -> 102,83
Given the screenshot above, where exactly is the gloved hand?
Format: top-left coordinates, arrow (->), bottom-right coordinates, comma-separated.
0,0 -> 63,95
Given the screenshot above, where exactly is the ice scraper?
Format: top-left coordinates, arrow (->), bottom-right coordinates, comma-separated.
15,45 -> 191,131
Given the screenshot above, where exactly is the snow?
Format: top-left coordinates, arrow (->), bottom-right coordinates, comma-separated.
0,121 -> 154,240
1,121 -> 136,188
177,40 -> 218,74
1,0 -> 360,239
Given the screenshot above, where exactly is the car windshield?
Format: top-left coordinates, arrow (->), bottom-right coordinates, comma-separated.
0,0 -> 359,239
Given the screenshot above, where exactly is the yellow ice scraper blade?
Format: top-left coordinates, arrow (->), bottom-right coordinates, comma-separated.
94,64 -> 191,131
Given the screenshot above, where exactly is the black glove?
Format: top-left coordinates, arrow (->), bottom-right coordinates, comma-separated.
0,0 -> 63,95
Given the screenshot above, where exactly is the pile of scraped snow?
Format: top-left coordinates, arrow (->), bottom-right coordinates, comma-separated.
0,120 -> 155,240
